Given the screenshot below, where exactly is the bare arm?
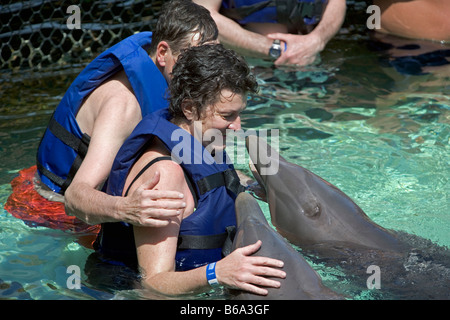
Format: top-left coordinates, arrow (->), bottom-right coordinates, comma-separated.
268,0 -> 347,65
132,158 -> 286,296
194,0 -> 274,58
64,86 -> 185,226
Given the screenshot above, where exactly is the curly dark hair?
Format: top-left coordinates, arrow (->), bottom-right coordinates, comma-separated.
168,43 -> 258,121
148,0 -> 218,56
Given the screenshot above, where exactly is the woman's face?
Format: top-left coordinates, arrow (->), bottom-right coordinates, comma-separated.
193,89 -> 246,151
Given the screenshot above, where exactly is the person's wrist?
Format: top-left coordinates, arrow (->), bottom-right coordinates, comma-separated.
268,39 -> 282,59
309,32 -> 325,52
268,39 -> 287,60
206,262 -> 220,286
113,196 -> 126,223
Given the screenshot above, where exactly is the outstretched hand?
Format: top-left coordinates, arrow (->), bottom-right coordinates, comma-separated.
122,171 -> 186,227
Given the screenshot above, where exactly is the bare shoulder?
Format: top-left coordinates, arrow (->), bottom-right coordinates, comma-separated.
97,70 -> 140,114
77,70 -> 141,135
126,138 -> 196,220
139,154 -> 185,187
125,138 -> 185,194
152,159 -> 185,183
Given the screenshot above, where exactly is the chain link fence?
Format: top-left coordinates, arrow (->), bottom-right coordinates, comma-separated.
1,0 -> 163,79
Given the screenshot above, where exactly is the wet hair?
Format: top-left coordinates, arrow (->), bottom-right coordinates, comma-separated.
148,0 -> 218,56
168,43 -> 258,121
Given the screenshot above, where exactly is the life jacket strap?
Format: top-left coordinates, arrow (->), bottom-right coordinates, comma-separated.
178,225 -> 236,256
47,114 -> 90,158
197,169 -> 245,196
36,114 -> 91,194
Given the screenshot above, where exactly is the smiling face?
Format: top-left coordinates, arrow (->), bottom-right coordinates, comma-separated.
202,89 -> 246,148
194,89 -> 246,150
168,43 -> 258,152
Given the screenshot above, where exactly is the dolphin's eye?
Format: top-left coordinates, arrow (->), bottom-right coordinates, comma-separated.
304,203 -> 321,218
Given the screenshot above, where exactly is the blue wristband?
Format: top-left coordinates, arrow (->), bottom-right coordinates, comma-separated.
206,262 -> 219,286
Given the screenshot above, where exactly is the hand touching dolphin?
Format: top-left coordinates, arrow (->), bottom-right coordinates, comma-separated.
232,192 -> 343,300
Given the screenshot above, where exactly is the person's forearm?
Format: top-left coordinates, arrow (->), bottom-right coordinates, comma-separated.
64,182 -> 122,225
194,0 -> 272,58
309,0 -> 346,49
139,241 -> 286,297
210,10 -> 273,58
142,265 -> 210,297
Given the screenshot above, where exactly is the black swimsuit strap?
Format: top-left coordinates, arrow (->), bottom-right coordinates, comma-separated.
124,156 -> 173,197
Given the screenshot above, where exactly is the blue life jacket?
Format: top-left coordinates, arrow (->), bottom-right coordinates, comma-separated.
36,32 -> 168,194
221,0 -> 327,26
95,108 -> 243,271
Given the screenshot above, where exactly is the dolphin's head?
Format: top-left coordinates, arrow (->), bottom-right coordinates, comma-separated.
232,192 -> 344,300
245,135 -> 323,240
245,135 -> 403,250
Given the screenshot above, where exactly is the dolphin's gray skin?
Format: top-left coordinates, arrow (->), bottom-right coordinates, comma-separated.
245,134 -> 405,253
245,135 -> 450,299
231,192 -> 343,300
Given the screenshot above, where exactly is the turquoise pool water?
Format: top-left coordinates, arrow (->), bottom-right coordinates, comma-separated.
1,27 -> 449,299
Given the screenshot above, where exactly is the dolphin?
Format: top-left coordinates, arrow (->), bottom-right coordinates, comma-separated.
245,135 -> 450,299
231,192 -> 343,300
245,134 -> 406,253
